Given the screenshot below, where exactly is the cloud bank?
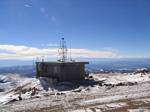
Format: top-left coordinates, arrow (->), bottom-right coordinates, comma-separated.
0,45 -> 119,60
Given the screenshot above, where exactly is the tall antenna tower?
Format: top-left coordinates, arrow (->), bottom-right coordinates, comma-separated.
58,38 -> 68,62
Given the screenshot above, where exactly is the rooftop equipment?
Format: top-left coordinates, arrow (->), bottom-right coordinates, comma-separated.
36,38 -> 89,82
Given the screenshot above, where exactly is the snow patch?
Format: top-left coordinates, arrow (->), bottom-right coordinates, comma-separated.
0,74 -> 51,104
71,108 -> 101,112
128,108 -> 150,112
104,73 -> 150,85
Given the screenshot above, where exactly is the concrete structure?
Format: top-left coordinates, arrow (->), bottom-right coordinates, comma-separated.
36,61 -> 89,81
36,38 -> 89,81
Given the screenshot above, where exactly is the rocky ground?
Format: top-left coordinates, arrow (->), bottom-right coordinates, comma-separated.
0,73 -> 150,112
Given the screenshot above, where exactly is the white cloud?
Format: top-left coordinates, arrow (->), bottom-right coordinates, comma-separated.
47,43 -> 59,47
70,49 -> 117,58
24,4 -> 32,8
0,45 -> 120,60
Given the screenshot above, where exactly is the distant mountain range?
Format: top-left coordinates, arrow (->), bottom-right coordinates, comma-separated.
0,65 -> 35,77
87,58 -> 150,73
0,58 -> 150,76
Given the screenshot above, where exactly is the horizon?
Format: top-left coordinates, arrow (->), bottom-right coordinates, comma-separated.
0,0 -> 150,62
0,58 -> 150,67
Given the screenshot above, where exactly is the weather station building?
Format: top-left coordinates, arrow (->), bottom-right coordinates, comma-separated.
36,38 -> 89,82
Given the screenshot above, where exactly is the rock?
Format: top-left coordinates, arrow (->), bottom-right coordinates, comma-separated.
104,84 -> 113,86
0,88 -> 4,92
56,92 -> 65,95
134,68 -> 149,75
18,96 -> 22,101
89,76 -> 93,79
31,87 -> 37,96
116,82 -> 138,86
8,99 -> 18,103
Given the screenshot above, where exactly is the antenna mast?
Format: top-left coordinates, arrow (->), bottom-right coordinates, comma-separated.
58,38 -> 68,62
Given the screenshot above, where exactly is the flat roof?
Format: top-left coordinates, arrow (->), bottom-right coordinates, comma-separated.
36,61 -> 89,64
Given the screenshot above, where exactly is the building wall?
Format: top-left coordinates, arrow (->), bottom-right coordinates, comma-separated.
36,62 -> 88,81
59,63 -> 85,81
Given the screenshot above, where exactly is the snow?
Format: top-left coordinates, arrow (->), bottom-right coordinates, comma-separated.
104,73 -> 150,85
128,108 -> 150,112
105,102 -> 127,108
0,74 -> 51,104
71,108 -> 102,112
0,92 -> 18,104
0,72 -> 150,111
71,103 -> 127,112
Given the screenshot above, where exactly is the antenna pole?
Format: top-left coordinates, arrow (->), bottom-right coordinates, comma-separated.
58,38 -> 68,62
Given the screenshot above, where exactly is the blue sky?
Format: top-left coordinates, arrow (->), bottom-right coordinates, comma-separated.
0,0 -> 150,60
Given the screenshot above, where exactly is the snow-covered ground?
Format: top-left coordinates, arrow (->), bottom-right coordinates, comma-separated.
0,72 -> 150,112
0,74 -> 52,104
